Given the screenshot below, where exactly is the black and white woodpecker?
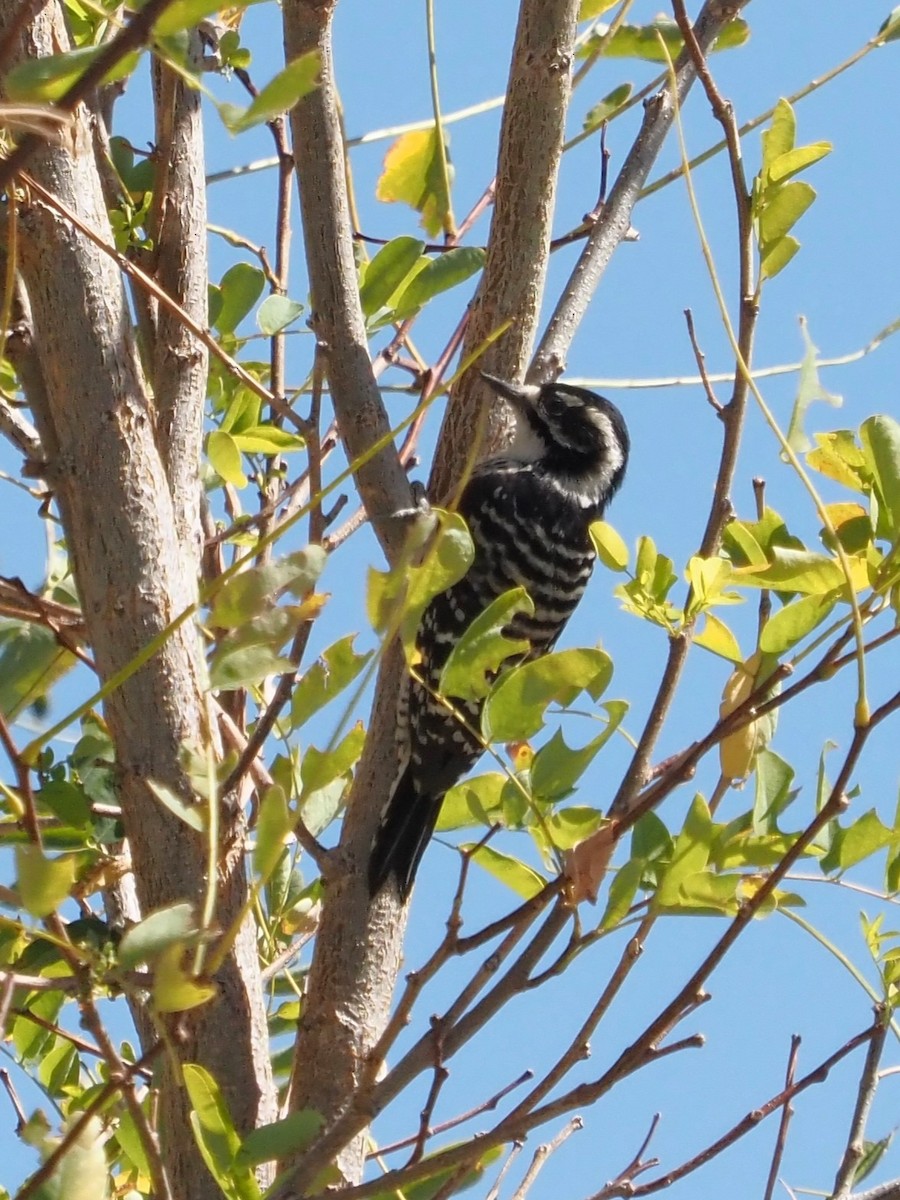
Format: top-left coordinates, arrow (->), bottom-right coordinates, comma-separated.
368,372 -> 630,901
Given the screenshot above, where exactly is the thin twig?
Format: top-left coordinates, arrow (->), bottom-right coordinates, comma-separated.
408,1021 -> 449,1164
373,1069 -> 534,1158
510,1116 -> 583,1200
21,173 -> 306,435
585,1113 -> 661,1200
832,1006 -> 891,1200
762,1035 -> 801,1200
684,308 -> 721,412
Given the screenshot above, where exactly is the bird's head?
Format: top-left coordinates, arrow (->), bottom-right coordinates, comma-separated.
481,372 -> 629,507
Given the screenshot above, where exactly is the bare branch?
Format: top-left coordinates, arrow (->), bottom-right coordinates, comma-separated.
763,1035 -> 801,1200
285,0 -> 412,566
429,0 -> 581,500
534,0 -> 752,380
832,1006 -> 891,1200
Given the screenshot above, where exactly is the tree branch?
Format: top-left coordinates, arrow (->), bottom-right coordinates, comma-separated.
285,0 -> 412,566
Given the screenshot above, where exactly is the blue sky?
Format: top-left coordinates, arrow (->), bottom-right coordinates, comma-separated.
4,2 -> 900,1196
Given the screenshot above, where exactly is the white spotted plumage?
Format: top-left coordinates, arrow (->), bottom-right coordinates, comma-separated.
368,374 -> 629,900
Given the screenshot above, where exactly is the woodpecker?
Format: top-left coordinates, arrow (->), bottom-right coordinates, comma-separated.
368,373 -> 629,901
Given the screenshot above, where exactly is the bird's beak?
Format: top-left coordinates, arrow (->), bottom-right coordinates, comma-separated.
480,372 -> 541,412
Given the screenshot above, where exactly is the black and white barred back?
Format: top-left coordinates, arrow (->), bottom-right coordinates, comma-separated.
368,374 -> 630,901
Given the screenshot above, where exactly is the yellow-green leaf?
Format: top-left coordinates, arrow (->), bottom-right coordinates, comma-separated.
759,234 -> 800,281
208,430 -> 247,488
219,52 -> 319,134
154,945 -> 216,1014
15,845 -> 76,917
483,647 -> 613,742
694,612 -> 742,662
119,901 -> 201,969
466,844 -> 546,898
759,591 -> 840,656
359,236 -> 425,317
253,786 -> 292,883
582,83 -> 633,132
184,1064 -> 260,1200
590,520 -> 629,571
376,126 -> 455,238
439,587 -> 532,702
6,45 -> 138,102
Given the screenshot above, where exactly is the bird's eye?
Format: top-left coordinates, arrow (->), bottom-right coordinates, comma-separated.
542,396 -> 567,419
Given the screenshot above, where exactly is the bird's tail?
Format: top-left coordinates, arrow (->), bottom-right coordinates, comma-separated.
368,763 -> 442,902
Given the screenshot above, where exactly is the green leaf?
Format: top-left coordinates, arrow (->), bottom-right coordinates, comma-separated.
297,776 -> 347,838
685,555 -> 742,614
886,790 -> 900,893
231,425 -> 306,454
669,871 -> 743,915
466,845 -> 546,898
531,716 -> 623,801
578,0 -> 620,19
381,1143 -> 505,1200
5,44 -> 139,101
853,1135 -> 894,1186
600,857 -> 643,930
580,16 -> 748,62
655,795 -> 712,910
235,1111 -> 324,1168
758,180 -> 815,248
439,587 -> 532,702
437,773 -> 509,832
0,621 -> 77,719
219,52 -> 320,133
359,237 -> 425,316
590,520 -> 629,571
785,318 -> 843,453
15,845 -> 76,918
38,780 -> 90,828
208,429 -> 247,487
735,548 -> 847,594
632,811 -> 674,865
214,263 -> 266,335
766,143 -> 832,184
292,635 -> 373,727
148,779 -> 206,833
753,749 -> 797,833
118,901 -> 200,969
253,786 -> 292,882
368,510 -> 473,642
582,83 -> 633,132
300,724 -> 365,794
183,1064 -> 261,1200
256,295 -> 304,335
759,234 -> 799,281
822,810 -> 895,874
759,591 -> 840,655
392,246 -> 485,318
208,642 -> 294,690
483,647 -> 612,742
544,806 -> 604,851
860,414 -> 900,537
761,99 -> 795,170
211,547 -> 326,627
376,126 -> 454,237
154,0 -> 265,34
